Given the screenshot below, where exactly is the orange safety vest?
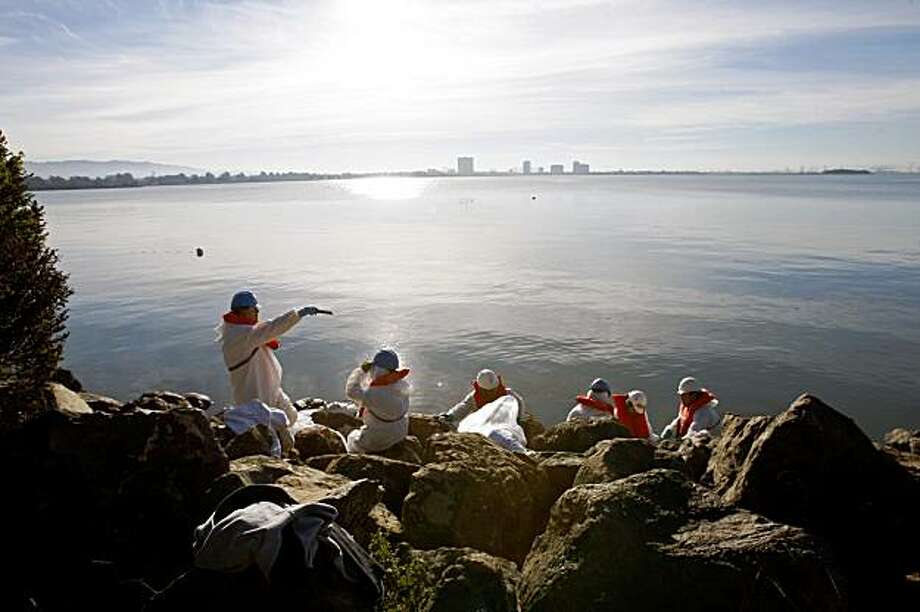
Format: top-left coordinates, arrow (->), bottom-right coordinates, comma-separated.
369,369 -> 411,387
472,377 -> 508,408
575,393 -> 627,416
677,390 -> 717,437
614,402 -> 651,439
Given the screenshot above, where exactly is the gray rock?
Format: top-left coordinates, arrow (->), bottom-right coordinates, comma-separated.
573,438 -> 656,485
537,452 -> 585,504
714,394 -> 920,605
376,435 -> 423,464
519,469 -> 846,612
124,390 -> 193,412
326,454 -> 420,515
529,417 -> 632,453
408,413 -> 452,444
294,425 -> 347,458
46,382 -> 92,416
703,413 -> 772,494
224,424 -> 275,459
413,547 -> 521,612
183,392 -> 213,410
310,410 -> 363,437
403,432 -> 553,564
79,392 -> 123,413
1,408 -> 228,585
224,455 -> 383,537
884,428 -> 920,454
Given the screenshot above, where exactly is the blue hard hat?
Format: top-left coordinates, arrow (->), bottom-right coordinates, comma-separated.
589,378 -> 611,394
230,290 -> 259,310
372,348 -> 400,371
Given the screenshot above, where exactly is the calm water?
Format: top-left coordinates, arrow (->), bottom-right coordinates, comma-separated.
40,175 -> 920,438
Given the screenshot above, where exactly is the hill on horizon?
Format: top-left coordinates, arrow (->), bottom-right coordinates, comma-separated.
25,159 -> 205,179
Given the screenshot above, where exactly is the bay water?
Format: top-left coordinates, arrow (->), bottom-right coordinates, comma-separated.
40,174 -> 920,438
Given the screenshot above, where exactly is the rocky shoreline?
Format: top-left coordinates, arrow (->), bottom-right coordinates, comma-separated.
2,375 -> 919,611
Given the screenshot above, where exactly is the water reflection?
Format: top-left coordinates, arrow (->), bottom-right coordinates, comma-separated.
39,175 -> 920,438
337,177 -> 431,200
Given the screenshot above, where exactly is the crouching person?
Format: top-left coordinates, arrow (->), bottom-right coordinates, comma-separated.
567,378 -> 619,421
661,376 -> 721,440
615,390 -> 655,441
440,368 -> 527,428
344,348 -> 410,454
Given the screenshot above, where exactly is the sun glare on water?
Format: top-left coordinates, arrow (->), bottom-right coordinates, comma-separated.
339,177 -> 431,200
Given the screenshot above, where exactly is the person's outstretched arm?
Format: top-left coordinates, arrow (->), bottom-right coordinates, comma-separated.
445,391 -> 476,424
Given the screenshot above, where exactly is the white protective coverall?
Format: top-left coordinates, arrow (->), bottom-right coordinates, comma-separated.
447,387 -> 528,425
344,367 -> 410,453
566,390 -> 615,422
660,399 -> 722,439
219,309 -> 301,425
458,394 -> 528,453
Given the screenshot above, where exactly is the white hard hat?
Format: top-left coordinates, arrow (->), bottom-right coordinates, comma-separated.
677,377 -> 702,395
476,369 -> 500,390
628,390 -> 647,408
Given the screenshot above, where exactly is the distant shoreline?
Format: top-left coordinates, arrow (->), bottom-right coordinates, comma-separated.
27,168 -> 895,192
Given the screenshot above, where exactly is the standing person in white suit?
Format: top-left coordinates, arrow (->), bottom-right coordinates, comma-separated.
218,290 -> 332,425
344,348 -> 411,454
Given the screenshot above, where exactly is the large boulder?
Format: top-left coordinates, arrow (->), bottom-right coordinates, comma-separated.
46,382 -> 93,416
408,413 -> 453,444
403,432 -> 553,564
123,390 -> 194,412
573,438 -> 655,485
703,413 -> 772,493
529,417 -> 632,453
413,547 -> 521,612
80,392 -> 124,413
326,454 -> 420,515
310,410 -> 363,437
294,425 -> 347,458
536,452 -> 585,504
376,435 -> 423,464
224,424 -> 276,459
0,408 -> 229,593
519,469 -> 846,612
713,394 -> 920,602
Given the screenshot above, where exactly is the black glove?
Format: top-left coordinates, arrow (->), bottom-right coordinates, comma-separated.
298,306 -> 333,317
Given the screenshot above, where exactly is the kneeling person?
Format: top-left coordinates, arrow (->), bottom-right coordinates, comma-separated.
442,369 -> 526,427
344,349 -> 410,454
661,376 -> 721,439
567,378 -> 620,421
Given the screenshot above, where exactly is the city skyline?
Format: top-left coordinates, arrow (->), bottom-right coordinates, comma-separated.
2,1 -> 920,173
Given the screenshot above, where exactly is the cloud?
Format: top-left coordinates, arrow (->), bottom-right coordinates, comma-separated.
2,0 -> 920,170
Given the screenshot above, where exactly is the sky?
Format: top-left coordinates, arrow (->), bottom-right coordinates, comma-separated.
2,0 -> 920,173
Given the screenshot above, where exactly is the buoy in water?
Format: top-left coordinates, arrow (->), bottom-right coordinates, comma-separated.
531,195 -> 537,200
196,248 -> 204,257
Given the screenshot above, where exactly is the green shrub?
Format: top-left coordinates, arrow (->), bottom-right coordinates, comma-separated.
369,530 -> 433,612
0,130 -> 72,427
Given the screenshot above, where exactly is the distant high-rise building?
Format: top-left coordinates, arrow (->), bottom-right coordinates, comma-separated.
572,160 -> 590,174
457,157 -> 474,176
537,166 -> 545,174
550,164 -> 564,175
522,160 -> 532,174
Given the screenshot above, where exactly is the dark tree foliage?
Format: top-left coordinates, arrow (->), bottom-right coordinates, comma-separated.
0,130 -> 72,419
